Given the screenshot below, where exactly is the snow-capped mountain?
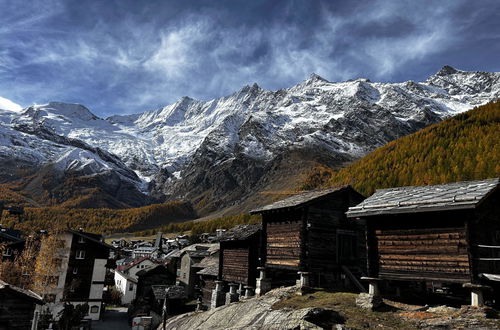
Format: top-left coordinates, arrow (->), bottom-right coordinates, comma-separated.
0,66 -> 499,211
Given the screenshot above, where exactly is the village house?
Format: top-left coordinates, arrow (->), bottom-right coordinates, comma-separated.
128,264 -> 178,327
114,256 -> 160,304
172,243 -> 219,298
196,253 -> 220,308
0,279 -> 44,330
42,229 -> 115,321
347,178 -> 500,306
251,186 -> 366,291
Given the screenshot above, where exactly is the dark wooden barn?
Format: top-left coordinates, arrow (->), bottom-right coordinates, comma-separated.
196,256 -> 219,307
0,279 -> 43,330
347,178 -> 500,305
251,186 -> 366,289
218,223 -> 262,288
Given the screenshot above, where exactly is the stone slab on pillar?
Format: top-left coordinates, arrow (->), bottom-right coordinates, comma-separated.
226,283 -> 240,304
357,277 -> 383,310
463,283 -> 491,307
297,271 -> 311,296
244,286 -> 254,299
256,267 -> 272,296
210,280 -> 225,309
361,277 -> 380,296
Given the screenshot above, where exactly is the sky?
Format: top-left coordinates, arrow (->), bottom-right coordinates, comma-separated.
0,0 -> 499,117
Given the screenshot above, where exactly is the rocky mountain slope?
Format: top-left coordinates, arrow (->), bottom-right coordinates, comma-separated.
0,66 -> 498,211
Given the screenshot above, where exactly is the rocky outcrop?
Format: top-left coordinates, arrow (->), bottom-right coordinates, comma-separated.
161,286 -> 345,330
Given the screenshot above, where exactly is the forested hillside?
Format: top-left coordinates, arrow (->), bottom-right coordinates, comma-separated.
300,100 -> 500,195
0,201 -> 196,234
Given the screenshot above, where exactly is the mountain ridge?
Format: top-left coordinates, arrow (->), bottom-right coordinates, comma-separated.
0,66 -> 499,212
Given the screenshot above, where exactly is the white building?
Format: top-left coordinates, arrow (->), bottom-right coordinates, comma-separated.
114,257 -> 158,304
114,270 -> 137,304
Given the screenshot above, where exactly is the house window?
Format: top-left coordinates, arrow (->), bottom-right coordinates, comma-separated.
73,267 -> 78,275
78,236 -> 85,243
129,283 -> 134,291
2,247 -> 12,256
90,305 -> 99,314
76,250 -> 86,259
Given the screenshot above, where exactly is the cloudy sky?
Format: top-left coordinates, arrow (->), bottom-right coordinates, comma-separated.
1,0 -> 499,116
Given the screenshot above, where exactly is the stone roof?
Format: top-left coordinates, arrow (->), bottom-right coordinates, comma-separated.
0,279 -> 44,304
68,230 -> 115,250
347,178 -> 499,217
151,285 -> 186,300
218,223 -> 262,242
194,255 -> 219,276
169,243 -> 219,259
250,186 -> 350,213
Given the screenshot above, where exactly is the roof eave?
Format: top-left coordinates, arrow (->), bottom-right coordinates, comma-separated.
347,203 -> 476,218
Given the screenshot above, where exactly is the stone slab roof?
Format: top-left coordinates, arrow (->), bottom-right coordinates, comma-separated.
251,186 -> 349,213
0,279 -> 44,304
218,223 -> 262,242
169,243 -> 219,259
347,178 -> 499,217
151,285 -> 186,300
194,255 -> 219,276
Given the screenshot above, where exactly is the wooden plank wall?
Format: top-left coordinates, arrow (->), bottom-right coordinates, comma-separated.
222,248 -> 249,284
200,277 -> 215,306
266,221 -> 301,269
376,227 -> 470,282
0,291 -> 36,330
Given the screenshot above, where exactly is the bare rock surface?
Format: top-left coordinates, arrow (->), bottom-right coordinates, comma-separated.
161,286 -> 344,330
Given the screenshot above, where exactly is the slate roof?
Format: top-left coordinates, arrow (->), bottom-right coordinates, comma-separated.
250,186 -> 350,213
194,255 -> 219,276
0,279 -> 44,304
347,178 -> 499,217
169,243 -> 219,259
117,256 -> 154,272
217,223 -> 262,242
151,285 -> 186,300
68,230 -> 116,250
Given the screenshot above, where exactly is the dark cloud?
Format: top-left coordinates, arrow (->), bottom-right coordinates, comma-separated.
0,0 -> 499,116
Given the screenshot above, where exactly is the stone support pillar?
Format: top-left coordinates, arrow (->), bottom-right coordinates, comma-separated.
463,283 -> 490,307
244,286 -> 254,298
226,283 -> 240,304
297,271 -> 311,295
210,280 -> 225,309
255,267 -> 272,296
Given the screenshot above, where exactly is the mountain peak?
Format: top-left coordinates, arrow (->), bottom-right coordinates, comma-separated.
307,73 -> 329,82
436,65 -> 459,76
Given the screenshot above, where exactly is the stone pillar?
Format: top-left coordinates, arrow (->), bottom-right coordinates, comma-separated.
244,286 -> 254,298
463,283 -> 490,307
255,267 -> 272,296
195,296 -> 203,311
237,283 -> 244,296
297,271 -> 311,295
357,277 -> 383,310
210,280 -> 225,309
226,283 -> 240,304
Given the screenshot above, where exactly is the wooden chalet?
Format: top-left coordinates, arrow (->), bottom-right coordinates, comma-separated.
218,223 -> 262,288
196,255 -> 219,307
347,178 -> 500,305
251,186 -> 366,288
0,279 -> 43,330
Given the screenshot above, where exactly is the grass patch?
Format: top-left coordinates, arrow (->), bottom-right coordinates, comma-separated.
272,291 -> 417,329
